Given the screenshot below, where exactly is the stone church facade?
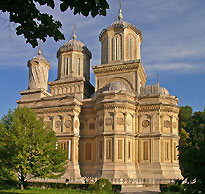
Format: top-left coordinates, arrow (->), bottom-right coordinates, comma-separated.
17,9 -> 182,181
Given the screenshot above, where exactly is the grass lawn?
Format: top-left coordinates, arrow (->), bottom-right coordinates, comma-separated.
0,187 -> 93,194
161,192 -> 181,194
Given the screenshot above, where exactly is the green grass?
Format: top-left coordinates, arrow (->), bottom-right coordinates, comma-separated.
161,192 -> 181,194
0,187 -> 92,194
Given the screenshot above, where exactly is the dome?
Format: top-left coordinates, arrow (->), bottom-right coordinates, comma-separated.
57,31 -> 92,58
29,47 -> 49,66
99,19 -> 142,41
140,83 -> 169,96
93,81 -> 131,97
104,81 -> 130,92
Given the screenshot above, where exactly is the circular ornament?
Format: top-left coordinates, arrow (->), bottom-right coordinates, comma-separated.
173,122 -> 177,129
142,120 -> 150,128
64,120 -> 72,128
164,120 -> 170,128
74,120 -> 79,128
55,120 -> 61,128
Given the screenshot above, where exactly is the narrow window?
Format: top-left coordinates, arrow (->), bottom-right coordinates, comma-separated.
85,143 -> 91,160
66,57 -> 69,75
129,37 -> 132,60
174,142 -> 177,160
115,36 -> 119,60
99,140 -> 103,160
165,142 -> 169,160
106,139 -> 112,159
118,139 -> 123,159
70,56 -> 72,73
78,58 -> 80,75
68,140 -> 71,160
112,38 -> 114,61
143,141 -> 148,160
128,141 -> 131,159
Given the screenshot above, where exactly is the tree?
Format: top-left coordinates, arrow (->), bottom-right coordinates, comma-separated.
178,106 -> 205,194
0,107 -> 67,191
0,0 -> 109,47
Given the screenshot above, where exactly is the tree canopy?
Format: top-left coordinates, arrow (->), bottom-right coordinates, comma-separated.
178,106 -> 205,194
0,0 -> 109,47
0,107 -> 67,190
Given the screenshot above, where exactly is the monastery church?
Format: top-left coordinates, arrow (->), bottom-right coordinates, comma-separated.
17,6 -> 182,181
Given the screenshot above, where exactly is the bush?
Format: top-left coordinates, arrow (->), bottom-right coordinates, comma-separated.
92,178 -> 112,193
160,184 -> 169,192
169,183 -> 183,192
160,183 -> 184,193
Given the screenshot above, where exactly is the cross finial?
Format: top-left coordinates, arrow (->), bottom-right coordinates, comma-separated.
73,23 -> 77,40
38,39 -> 42,55
118,0 -> 123,21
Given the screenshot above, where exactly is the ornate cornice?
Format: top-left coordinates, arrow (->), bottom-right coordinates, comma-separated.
93,62 -> 140,75
34,105 -> 81,115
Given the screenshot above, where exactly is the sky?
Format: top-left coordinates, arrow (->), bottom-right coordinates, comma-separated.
0,0 -> 205,118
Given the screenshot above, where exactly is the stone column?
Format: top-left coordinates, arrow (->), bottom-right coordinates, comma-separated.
71,115 -> 74,132
123,112 -> 128,132
124,136 -> 127,163
150,139 -> 154,163
131,114 -> 134,132
108,37 -> 110,62
113,136 -> 117,162
113,111 -> 117,131
149,115 -> 154,133
122,33 -> 124,61
61,116 -> 64,133
71,138 -> 74,162
103,137 -> 106,162
169,115 -> 173,133
138,114 -> 142,133
160,114 -> 164,133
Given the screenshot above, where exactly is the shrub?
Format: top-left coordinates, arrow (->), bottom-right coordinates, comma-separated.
160,184 -> 169,192
160,183 -> 184,193
92,178 -> 112,192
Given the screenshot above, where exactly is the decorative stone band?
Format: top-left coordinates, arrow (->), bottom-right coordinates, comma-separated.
30,177 -> 177,186
93,63 -> 140,75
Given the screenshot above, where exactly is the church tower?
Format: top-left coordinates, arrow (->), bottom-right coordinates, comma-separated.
93,5 -> 146,94
49,27 -> 94,99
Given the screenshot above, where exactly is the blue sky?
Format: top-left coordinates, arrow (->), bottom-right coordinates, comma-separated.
0,0 -> 205,118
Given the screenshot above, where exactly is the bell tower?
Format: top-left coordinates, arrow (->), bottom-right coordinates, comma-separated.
93,5 -> 146,94
48,26 -> 94,98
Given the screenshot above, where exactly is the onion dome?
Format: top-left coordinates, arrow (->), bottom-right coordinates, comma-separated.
57,29 -> 92,58
140,82 -> 169,96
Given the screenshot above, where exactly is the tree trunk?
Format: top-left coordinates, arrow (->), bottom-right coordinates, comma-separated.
21,183 -> 24,191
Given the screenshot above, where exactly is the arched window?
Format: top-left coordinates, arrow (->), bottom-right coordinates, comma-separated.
115,36 -> 119,60
64,57 -> 69,75
112,35 -> 121,61
69,56 -> 72,73
129,37 -> 133,60
78,58 -> 80,75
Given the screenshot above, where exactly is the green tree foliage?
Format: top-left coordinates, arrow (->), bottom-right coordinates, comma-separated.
0,0 -> 109,47
0,107 -> 67,190
178,106 -> 205,194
